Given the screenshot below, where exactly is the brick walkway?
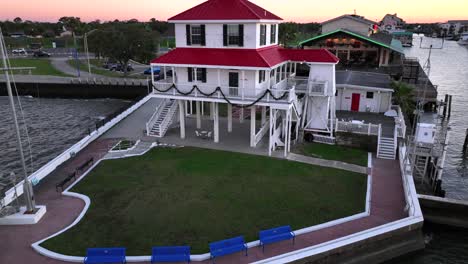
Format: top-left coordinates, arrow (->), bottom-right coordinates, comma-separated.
0,145 -> 407,264
0,138 -> 117,264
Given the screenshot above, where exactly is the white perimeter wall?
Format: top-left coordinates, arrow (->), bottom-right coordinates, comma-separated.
174,22 -> 278,49
336,87 -> 392,113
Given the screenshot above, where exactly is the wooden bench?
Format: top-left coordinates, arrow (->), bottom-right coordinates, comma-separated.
151,246 -> 190,263
76,157 -> 94,174
259,225 -> 295,252
55,171 -> 76,192
209,236 -> 247,262
84,247 -> 126,264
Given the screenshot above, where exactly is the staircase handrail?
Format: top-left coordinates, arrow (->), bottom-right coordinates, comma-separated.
146,99 -> 168,135
158,100 -> 178,135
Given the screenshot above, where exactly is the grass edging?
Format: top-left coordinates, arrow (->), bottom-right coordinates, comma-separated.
33,146 -> 371,262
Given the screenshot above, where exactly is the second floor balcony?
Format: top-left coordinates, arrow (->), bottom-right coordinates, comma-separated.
152,77 -> 298,106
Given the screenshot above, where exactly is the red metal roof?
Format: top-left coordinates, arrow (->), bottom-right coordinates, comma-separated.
151,46 -> 339,68
168,0 -> 283,21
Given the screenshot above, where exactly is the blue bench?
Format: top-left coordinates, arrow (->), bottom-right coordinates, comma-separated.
209,236 -> 248,262
84,247 -> 126,264
259,225 -> 295,252
151,246 -> 190,263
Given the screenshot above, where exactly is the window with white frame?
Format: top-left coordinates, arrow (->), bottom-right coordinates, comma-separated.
258,70 -> 266,83
190,25 -> 202,45
260,25 -> 267,46
270,24 -> 277,44
188,67 -> 206,83
227,25 -> 240,46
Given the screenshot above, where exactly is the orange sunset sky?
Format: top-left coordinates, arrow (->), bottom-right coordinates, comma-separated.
1,0 -> 467,23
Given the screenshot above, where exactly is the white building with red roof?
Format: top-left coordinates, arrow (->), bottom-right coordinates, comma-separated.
148,0 -> 339,156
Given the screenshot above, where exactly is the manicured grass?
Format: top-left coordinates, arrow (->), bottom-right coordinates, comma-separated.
8,58 -> 71,77
41,147 -> 367,255
296,143 -> 369,167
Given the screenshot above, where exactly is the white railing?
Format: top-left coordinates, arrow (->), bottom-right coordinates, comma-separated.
254,118 -> 270,146
158,101 -> 178,136
335,120 -> 381,136
391,105 -> 407,138
398,144 -> 423,217
377,124 -> 382,157
145,99 -> 167,135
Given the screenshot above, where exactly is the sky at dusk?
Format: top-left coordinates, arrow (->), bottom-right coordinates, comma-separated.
1,0 -> 467,23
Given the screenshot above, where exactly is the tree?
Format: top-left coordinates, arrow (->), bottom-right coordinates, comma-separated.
279,22 -> 299,46
59,16 -> 82,34
391,81 -> 415,118
88,24 -> 156,74
13,17 -> 22,24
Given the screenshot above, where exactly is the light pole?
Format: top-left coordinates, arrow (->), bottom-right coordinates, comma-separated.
84,29 -> 98,75
0,27 -> 36,213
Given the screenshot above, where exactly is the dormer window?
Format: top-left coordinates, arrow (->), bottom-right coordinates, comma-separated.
186,25 -> 206,46
260,25 -> 267,46
223,24 -> 244,47
270,25 -> 277,44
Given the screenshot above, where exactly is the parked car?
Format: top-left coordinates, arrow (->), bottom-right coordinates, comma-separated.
33,50 -> 51,57
109,63 -> 134,72
12,48 -> 27,55
143,66 -> 161,75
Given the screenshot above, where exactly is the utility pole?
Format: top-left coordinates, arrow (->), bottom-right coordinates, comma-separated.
0,27 -> 36,213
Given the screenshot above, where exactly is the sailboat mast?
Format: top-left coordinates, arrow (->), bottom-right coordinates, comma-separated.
0,27 -> 36,212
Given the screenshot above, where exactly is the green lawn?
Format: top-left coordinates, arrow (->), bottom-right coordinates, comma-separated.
41,147 -> 367,255
296,143 -> 369,167
8,58 -> 71,77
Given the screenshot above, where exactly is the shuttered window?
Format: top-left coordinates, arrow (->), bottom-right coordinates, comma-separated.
224,24 -> 244,46
186,25 -> 205,46
258,70 -> 266,83
187,68 -> 207,83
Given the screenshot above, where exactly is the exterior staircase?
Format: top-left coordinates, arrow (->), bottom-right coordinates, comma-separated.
377,136 -> 397,159
146,99 -> 178,137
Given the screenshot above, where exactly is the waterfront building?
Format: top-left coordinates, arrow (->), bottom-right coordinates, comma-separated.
299,29 -> 404,68
321,14 -> 378,36
149,0 -> 340,155
380,13 -> 406,33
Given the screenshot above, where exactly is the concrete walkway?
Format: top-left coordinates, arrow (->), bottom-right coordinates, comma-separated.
50,57 -> 95,78
286,152 -> 367,174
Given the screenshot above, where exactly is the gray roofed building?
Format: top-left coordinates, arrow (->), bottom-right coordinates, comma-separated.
336,70 -> 393,90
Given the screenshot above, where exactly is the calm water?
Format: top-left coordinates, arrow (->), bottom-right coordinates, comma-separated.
391,37 -> 468,264
0,96 -> 129,185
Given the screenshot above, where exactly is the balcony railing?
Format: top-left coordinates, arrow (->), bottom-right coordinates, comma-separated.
391,105 -> 407,138
335,119 -> 381,136
287,77 -> 329,96
152,80 -> 296,104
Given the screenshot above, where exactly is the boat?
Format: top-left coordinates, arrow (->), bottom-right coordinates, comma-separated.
458,32 -> 468,45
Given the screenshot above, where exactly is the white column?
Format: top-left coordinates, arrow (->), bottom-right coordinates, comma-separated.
196,101 -> 201,129
227,103 -> 232,132
210,102 -> 214,120
213,103 -> 219,143
250,106 -> 256,147
269,108 -> 273,156
261,106 -> 267,125
241,70 -> 245,100
201,101 -> 205,116
239,107 -> 244,123
288,109 -> 292,152
178,100 -> 185,139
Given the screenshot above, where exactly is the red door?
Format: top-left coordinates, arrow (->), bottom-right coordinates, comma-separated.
351,93 -> 360,112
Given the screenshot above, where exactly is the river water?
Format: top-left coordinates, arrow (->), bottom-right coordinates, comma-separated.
391,37 -> 468,264
1,38 -> 467,263
0,96 -> 129,187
